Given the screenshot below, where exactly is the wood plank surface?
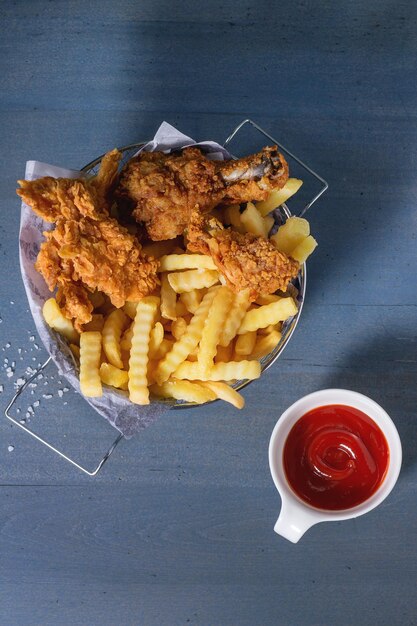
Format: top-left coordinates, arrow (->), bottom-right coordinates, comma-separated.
1,1 -> 416,624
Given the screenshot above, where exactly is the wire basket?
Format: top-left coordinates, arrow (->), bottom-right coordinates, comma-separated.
5,119 -> 328,474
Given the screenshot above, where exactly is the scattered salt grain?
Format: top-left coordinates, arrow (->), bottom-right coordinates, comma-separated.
18,348 -> 22,354
37,373 -> 43,380
42,394 -> 52,399
0,385 -> 3,393
8,445 -> 14,452
58,389 -> 63,398
20,419 -> 26,425
25,411 -> 31,419
10,301 -> 14,305
63,387 -> 69,393
5,342 -> 11,348
33,400 -> 40,407
34,344 -> 39,350
6,367 -> 13,378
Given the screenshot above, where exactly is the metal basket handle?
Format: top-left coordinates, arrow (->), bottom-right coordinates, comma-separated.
223,118 -> 328,217
4,356 -> 124,476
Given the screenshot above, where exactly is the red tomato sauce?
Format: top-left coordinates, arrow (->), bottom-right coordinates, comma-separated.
283,404 -> 390,510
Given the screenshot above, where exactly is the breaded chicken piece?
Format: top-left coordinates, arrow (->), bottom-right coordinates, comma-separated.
18,149 -> 122,222
17,149 -> 159,329
186,211 -> 299,300
116,146 -> 288,240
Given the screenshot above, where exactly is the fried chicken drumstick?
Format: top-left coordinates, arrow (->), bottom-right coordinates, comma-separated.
116,146 -> 289,240
17,149 -> 159,329
186,211 -> 299,300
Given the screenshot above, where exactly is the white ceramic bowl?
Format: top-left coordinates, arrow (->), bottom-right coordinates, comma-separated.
269,389 -> 402,543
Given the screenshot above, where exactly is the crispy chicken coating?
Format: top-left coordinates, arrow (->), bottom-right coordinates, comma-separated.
116,146 -> 288,240
17,149 -> 159,329
186,211 -> 299,300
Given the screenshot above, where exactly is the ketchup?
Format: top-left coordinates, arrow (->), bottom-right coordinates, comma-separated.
283,405 -> 389,510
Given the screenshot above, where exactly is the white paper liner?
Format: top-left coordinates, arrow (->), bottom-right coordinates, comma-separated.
18,122 -> 230,438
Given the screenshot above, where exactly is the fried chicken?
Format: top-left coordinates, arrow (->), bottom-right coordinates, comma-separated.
116,146 -> 289,240
186,211 -> 299,300
17,149 -> 159,329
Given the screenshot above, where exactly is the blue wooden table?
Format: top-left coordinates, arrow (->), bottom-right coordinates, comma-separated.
1,1 -> 416,624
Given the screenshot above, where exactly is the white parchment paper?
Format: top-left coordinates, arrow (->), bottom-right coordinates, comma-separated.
19,122 -> 230,438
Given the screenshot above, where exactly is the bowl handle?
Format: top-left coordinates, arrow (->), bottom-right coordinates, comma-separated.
274,499 -> 320,543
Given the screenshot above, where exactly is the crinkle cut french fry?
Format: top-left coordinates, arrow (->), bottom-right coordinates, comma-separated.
180,289 -> 203,314
255,294 -> 281,306
175,299 -> 189,317
167,269 -> 219,293
122,301 -> 138,320
223,204 -> 246,233
102,309 -> 129,369
160,273 -> 177,320
240,202 -> 269,238
174,360 -> 261,382
150,380 -> 217,404
234,330 -> 257,356
79,331 -> 102,397
159,254 -> 217,271
198,381 -> 245,409
198,286 -> 234,376
172,317 -> 188,341
154,337 -> 174,360
120,323 -> 134,351
263,214 -> 274,235
128,296 -> 160,405
255,179 -> 303,216
258,323 -> 281,336
290,235 -> 318,263
149,321 -> 164,357
270,216 -> 310,255
42,298 -> 79,344
250,330 -> 282,360
238,297 -> 297,334
99,362 -> 129,389
218,288 -> 250,347
155,289 -> 218,385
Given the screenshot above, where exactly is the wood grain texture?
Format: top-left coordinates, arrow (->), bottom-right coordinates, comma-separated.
1,1 -> 417,624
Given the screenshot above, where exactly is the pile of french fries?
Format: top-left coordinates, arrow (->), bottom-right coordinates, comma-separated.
42,180 -> 317,410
